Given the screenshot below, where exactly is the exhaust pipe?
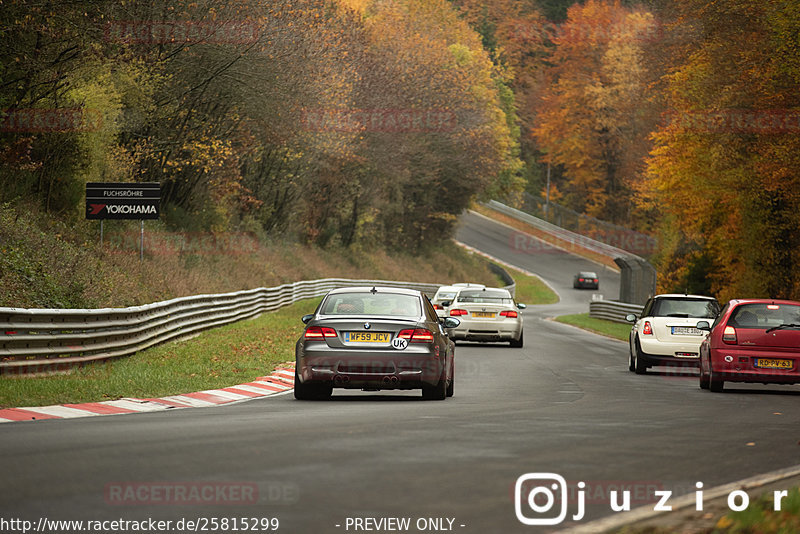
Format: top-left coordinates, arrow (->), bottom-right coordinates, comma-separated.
334,375 -> 343,385
382,376 -> 391,385
390,376 -> 399,385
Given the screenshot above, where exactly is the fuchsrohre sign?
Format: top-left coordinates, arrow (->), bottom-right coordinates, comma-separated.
86,182 -> 160,220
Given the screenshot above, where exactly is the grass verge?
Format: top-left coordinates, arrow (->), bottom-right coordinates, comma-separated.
616,486 -> 800,534
0,298 -> 320,408
556,313 -> 630,341
505,265 -> 559,305
713,487 -> 800,532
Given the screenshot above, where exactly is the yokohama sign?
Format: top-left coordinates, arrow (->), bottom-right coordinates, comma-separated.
86,182 -> 160,220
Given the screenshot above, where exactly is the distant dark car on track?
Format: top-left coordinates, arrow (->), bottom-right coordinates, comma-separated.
697,299 -> 800,392
573,271 -> 599,289
294,287 -> 459,400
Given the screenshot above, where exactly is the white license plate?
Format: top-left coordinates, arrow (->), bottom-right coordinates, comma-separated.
671,326 -> 703,336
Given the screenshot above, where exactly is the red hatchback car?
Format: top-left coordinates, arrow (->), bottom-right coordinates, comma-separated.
697,299 -> 800,392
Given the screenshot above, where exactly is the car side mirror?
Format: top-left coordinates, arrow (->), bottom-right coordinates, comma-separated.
696,320 -> 711,331
625,314 -> 637,322
301,314 -> 314,324
517,303 -> 527,309
443,317 -> 460,329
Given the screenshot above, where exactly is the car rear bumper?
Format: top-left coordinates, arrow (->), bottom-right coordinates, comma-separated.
574,282 -> 598,289
710,349 -> 800,384
638,345 -> 700,368
639,338 -> 703,359
449,327 -> 521,342
296,344 -> 444,389
446,314 -> 522,342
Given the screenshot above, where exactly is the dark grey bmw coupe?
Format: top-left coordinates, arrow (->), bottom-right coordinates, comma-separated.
294,287 -> 460,400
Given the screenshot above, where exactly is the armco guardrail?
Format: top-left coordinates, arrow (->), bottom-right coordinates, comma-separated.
485,200 -> 656,305
589,300 -> 644,324
0,274 -> 514,375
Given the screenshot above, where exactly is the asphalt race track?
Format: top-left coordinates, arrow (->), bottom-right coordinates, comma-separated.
1,212 -> 798,534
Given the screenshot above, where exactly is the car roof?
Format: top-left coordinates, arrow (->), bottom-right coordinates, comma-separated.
452,283 -> 486,288
458,287 -> 512,296
326,286 -> 422,297
434,285 -> 464,293
653,294 -> 717,300
727,298 -> 800,306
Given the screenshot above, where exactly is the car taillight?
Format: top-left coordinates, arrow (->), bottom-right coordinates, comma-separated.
500,310 -> 518,318
397,328 -> 434,343
450,309 -> 468,316
579,278 -> 585,282
722,325 -> 737,344
304,326 -> 337,339
593,279 -> 598,283
433,304 -> 442,310
643,321 -> 653,335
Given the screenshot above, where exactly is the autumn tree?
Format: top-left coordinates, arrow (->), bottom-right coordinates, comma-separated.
642,0 -> 800,300
532,0 -> 658,223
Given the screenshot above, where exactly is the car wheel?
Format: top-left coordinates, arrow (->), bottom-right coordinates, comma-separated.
628,340 -> 636,372
294,370 -> 332,400
708,371 -> 724,392
422,371 -> 447,401
699,354 -> 710,390
634,338 -> 647,375
446,373 -> 454,397
510,331 -> 524,348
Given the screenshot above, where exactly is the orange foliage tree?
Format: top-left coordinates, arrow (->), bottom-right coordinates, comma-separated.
532,0 -> 658,223
642,0 -> 800,300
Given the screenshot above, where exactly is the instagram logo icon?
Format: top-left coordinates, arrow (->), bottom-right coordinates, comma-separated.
515,473 -> 584,526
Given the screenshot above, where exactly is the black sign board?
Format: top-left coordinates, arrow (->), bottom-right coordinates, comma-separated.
86,182 -> 160,220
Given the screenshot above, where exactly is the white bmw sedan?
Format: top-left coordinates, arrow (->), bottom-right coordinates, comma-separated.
447,287 -> 525,347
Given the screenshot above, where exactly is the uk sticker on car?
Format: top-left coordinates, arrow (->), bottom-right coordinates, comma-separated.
391,338 -> 408,350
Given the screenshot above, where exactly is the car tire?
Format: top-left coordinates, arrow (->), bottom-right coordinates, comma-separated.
446,373 -> 454,397
628,340 -> 636,372
294,370 -> 332,400
709,372 -> 724,392
699,354 -> 710,390
510,331 -> 524,348
634,338 -> 647,375
422,371 -> 447,401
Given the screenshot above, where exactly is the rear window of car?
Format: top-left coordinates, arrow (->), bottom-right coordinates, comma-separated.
650,298 -> 719,318
579,272 -> 597,278
321,293 -> 421,316
434,291 -> 457,301
456,289 -> 513,304
728,303 -> 800,328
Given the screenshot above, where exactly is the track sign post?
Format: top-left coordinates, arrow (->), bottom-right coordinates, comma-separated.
86,182 -> 161,260
86,182 -> 160,220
